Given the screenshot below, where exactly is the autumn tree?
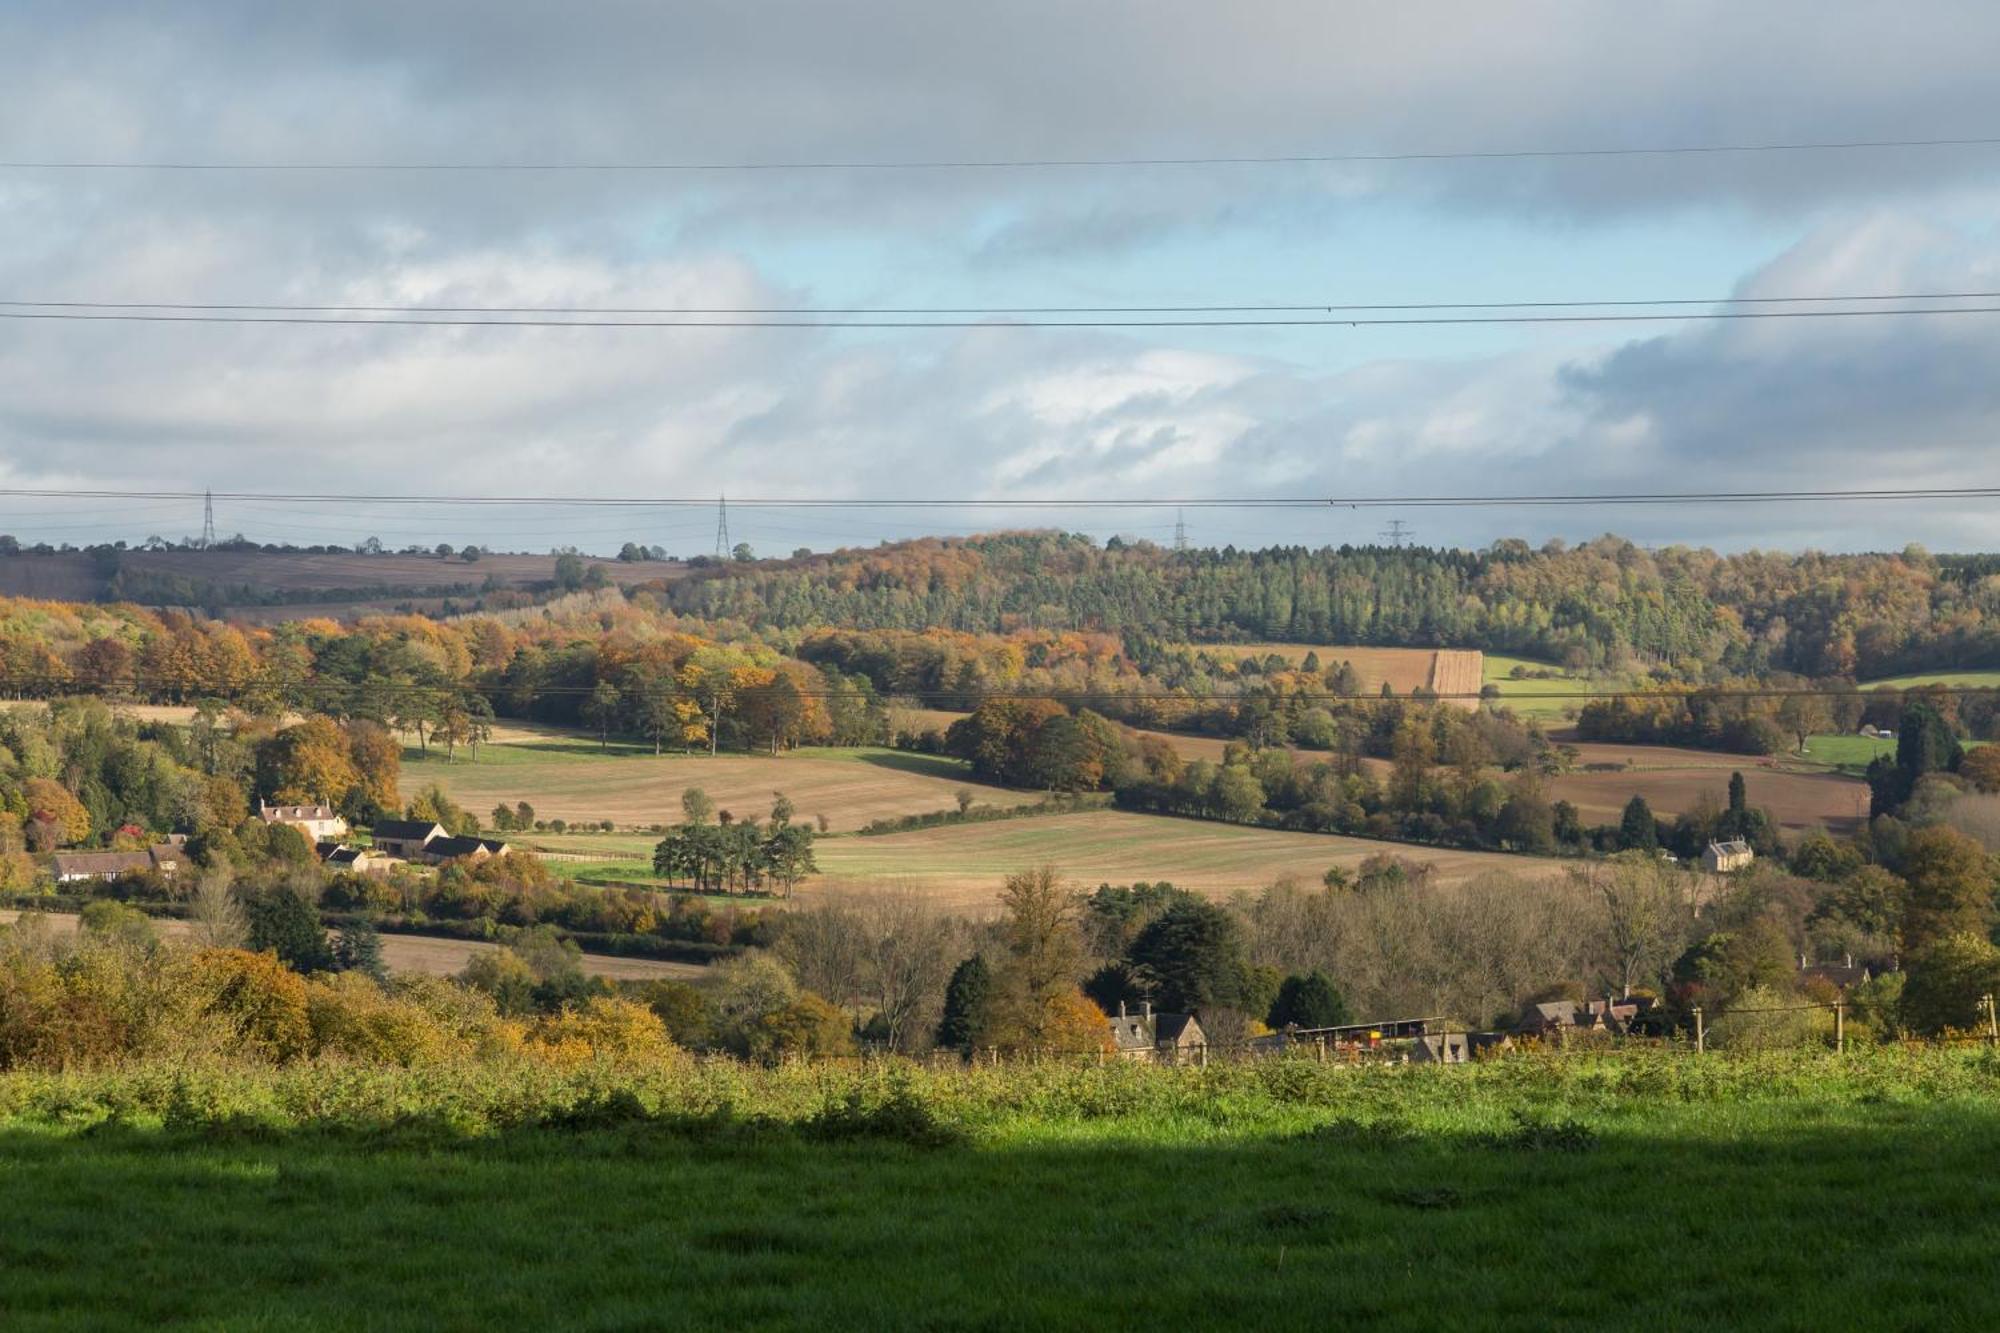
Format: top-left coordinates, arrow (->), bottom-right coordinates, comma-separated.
983,866 -> 1095,1051
1900,825 -> 1996,950
255,717 -> 359,807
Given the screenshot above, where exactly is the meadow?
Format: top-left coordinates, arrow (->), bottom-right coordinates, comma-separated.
404,724 -> 1032,831
1,1049 -> 1996,1330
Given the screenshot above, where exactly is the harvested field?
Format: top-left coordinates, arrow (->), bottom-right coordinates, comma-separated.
1427,649 -> 1483,707
0,910 -> 702,981
807,809 -> 1563,912
1549,764 -> 1870,832
404,725 -> 1033,832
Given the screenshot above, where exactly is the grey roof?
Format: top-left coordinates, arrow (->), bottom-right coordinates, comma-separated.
370,819 -> 445,842
261,803 -> 338,821
1707,839 -> 1753,856
51,851 -> 154,877
427,835 -> 501,860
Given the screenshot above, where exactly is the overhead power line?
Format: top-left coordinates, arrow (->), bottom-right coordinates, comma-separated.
9,289 -> 2000,316
6,133 -> 2000,173
12,305 -> 2000,330
0,486 -> 1996,510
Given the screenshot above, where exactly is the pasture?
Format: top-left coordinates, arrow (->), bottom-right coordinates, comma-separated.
807,809 -> 1564,910
2,1051 -> 1997,1330
403,724 -> 1031,832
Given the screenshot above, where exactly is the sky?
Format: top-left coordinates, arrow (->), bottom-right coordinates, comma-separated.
6,2 -> 2000,556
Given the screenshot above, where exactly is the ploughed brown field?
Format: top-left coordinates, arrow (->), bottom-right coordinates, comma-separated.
0,910 -> 702,982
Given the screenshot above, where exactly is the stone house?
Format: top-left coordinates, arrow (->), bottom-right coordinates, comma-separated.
1702,839 -> 1754,873
259,803 -> 349,842
1106,1001 -> 1207,1062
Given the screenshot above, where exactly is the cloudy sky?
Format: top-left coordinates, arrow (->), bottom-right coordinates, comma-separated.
7,2 -> 2000,555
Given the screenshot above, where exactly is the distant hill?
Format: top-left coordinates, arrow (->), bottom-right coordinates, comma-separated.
0,548 -> 682,620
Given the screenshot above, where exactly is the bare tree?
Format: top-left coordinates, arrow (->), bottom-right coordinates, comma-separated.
775,902 -> 870,1012
857,893 -> 963,1052
188,866 -> 248,949
1583,854 -> 1694,996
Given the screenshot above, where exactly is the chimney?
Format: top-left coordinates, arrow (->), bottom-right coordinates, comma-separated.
1143,1001 -> 1153,1020
1118,1000 -> 1126,1019
1844,952 -> 1853,968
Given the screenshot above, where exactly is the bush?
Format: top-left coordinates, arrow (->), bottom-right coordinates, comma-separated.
193,949 -> 312,1061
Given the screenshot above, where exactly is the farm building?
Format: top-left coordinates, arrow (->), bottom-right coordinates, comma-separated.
317,843 -> 394,875
420,835 -> 511,865
259,802 -> 349,842
1703,840 -> 1755,873
369,820 -> 448,860
1106,1001 -> 1207,1062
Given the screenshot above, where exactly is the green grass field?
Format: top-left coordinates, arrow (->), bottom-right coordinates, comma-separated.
1482,653 -> 1596,720
401,723 -> 1024,832
1791,732 -> 1898,773
1862,669 -> 2000,690
2,1050 -> 1997,1330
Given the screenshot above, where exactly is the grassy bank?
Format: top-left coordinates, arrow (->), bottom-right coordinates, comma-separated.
2,1049 -> 1997,1329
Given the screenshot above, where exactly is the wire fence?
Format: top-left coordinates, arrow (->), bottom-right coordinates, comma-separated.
909,994 -> 2000,1069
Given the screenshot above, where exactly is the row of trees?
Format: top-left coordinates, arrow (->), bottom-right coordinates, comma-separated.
650,790 -> 818,894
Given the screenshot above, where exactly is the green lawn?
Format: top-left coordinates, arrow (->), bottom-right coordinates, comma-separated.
1,1051 -> 1997,1330
1790,732 -> 1898,773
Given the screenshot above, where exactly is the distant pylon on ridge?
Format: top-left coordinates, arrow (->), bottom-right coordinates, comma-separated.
201,489 -> 216,548
1381,518 -> 1410,548
714,494 -> 731,559
1174,508 -> 1189,552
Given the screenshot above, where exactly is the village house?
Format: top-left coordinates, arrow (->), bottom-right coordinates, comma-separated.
259,802 -> 349,842
50,844 -> 184,885
1516,995 -> 1656,1038
1106,1001 -> 1206,1062
1703,839 -> 1754,873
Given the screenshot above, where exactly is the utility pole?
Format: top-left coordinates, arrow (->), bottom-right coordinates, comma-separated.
1173,508 -> 1189,553
714,494 -> 730,559
200,489 -> 216,549
1380,519 -> 1410,549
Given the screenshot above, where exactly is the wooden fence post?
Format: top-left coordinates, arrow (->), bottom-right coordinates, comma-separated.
1834,1000 -> 1845,1054
1985,994 -> 1999,1046
1693,1005 -> 1705,1054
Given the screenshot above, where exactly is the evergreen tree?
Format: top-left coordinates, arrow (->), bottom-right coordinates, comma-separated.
1618,795 -> 1659,852
331,919 -> 387,981
1127,899 -> 1250,1014
1727,771 -> 1747,816
245,887 -> 335,973
1897,701 -> 1962,779
1267,970 -> 1352,1030
936,955 -> 994,1050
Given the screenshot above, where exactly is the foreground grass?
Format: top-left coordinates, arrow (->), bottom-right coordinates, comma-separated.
2,1050 -> 1997,1330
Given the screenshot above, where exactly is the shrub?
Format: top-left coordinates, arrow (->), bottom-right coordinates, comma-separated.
528,998 -> 680,1068
193,949 -> 312,1061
